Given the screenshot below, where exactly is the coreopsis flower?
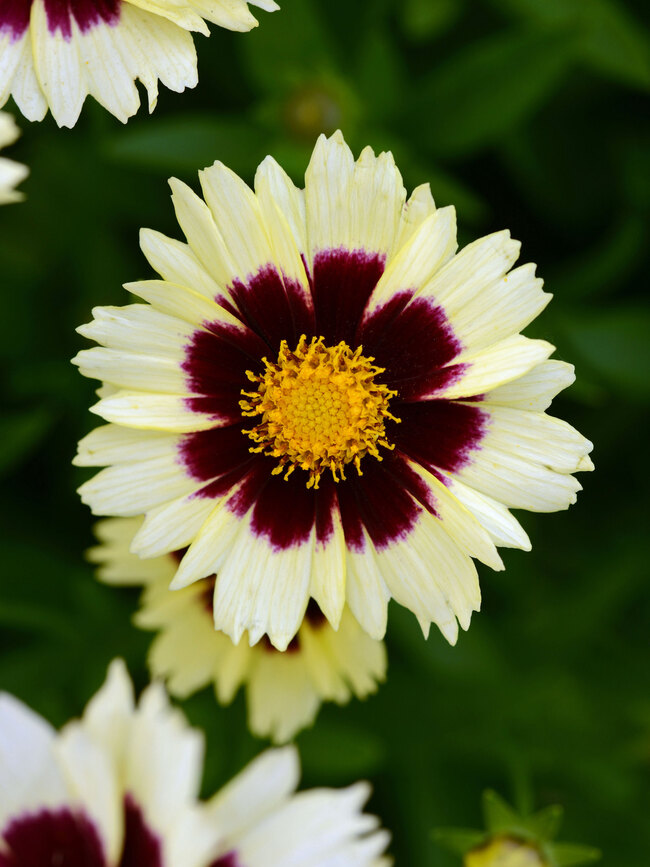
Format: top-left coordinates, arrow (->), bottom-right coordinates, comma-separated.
89,516 -> 386,743
0,111 -> 28,203
74,130 -> 593,650
0,660 -> 390,866
0,0 -> 277,128
435,791 -> 600,867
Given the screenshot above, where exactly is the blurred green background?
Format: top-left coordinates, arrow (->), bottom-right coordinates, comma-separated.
0,0 -> 649,863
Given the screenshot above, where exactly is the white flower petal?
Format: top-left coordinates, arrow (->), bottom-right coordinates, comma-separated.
207,746 -> 300,843
214,516 -> 313,650
0,694 -> 67,827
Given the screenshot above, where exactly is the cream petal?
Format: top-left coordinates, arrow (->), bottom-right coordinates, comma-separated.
305,130 -> 355,263
207,746 -> 300,843
478,405 -> 593,474
132,492 -> 217,557
89,391 -> 221,432
77,303 -> 195,355
247,654 -> 319,743
128,492 -> 209,557
0,695 -> 68,827
446,261 -> 551,353
139,228 -> 223,300
74,424 -> 179,467
345,529 -> 390,640
78,452 -> 198,516
123,681 -> 205,828
435,335 -> 554,400
347,145 -> 406,260
486,359 -> 576,411
394,182 -> 437,251
125,279 -> 242,330
254,156 -> 308,263
233,782 -> 386,867
200,160 -> 279,284
213,516 -> 313,650
458,448 -> 583,512
56,726 -> 122,864
440,472 -> 531,551
309,504 -> 347,630
73,347 -> 187,393
170,177 -> 238,293
362,206 -> 457,321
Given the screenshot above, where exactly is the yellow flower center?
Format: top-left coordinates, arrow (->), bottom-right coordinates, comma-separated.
465,837 -> 548,867
240,335 -> 400,489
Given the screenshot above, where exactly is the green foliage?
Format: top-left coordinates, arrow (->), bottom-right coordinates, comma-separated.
0,0 -> 649,864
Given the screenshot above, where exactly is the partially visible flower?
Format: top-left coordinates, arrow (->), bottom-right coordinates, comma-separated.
435,790 -> 600,867
0,0 -> 277,128
465,836 -> 548,867
0,658 -> 221,867
0,660 -> 391,866
89,516 -> 387,743
0,111 -> 28,203
74,131 -> 593,651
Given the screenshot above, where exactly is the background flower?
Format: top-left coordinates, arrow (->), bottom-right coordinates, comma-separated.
0,661 -> 390,866
89,516 -> 387,742
0,111 -> 28,203
0,0 -> 647,863
0,0 -> 277,127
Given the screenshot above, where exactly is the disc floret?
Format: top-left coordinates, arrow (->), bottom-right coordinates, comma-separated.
240,335 -> 400,489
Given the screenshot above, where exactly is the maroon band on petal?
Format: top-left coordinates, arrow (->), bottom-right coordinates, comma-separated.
180,424 -> 252,483
359,293 -> 464,400
0,808 -> 106,867
0,0 -> 31,39
392,399 -> 487,476
209,854 -> 242,867
337,456 -> 425,552
312,248 -> 385,345
118,796 -> 162,867
228,267 -> 314,350
32,0 -> 121,40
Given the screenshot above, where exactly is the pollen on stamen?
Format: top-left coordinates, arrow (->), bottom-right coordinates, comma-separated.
240,335 -> 400,489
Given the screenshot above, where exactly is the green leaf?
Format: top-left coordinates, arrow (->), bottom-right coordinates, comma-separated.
482,790 -> 520,833
432,827 -> 485,855
551,842 -> 601,866
490,0 -> 650,88
528,805 -> 564,841
105,115 -> 265,176
410,27 -> 577,157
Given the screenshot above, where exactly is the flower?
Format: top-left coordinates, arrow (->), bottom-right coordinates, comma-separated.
435,790 -> 600,867
464,837 -> 549,867
74,130 -> 594,650
0,659 -> 390,866
0,111 -> 28,203
0,0 -> 277,128
89,516 -> 387,743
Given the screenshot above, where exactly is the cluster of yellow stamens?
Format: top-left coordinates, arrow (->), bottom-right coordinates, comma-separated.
240,335 -> 400,489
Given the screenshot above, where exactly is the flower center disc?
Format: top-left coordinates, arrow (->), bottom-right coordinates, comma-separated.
241,335 -> 400,489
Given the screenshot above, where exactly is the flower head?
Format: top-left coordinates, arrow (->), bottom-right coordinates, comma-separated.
0,660 -> 390,865
0,111 -> 28,203
74,131 -> 593,650
89,517 -> 387,743
435,790 -> 600,867
0,0 -> 277,127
